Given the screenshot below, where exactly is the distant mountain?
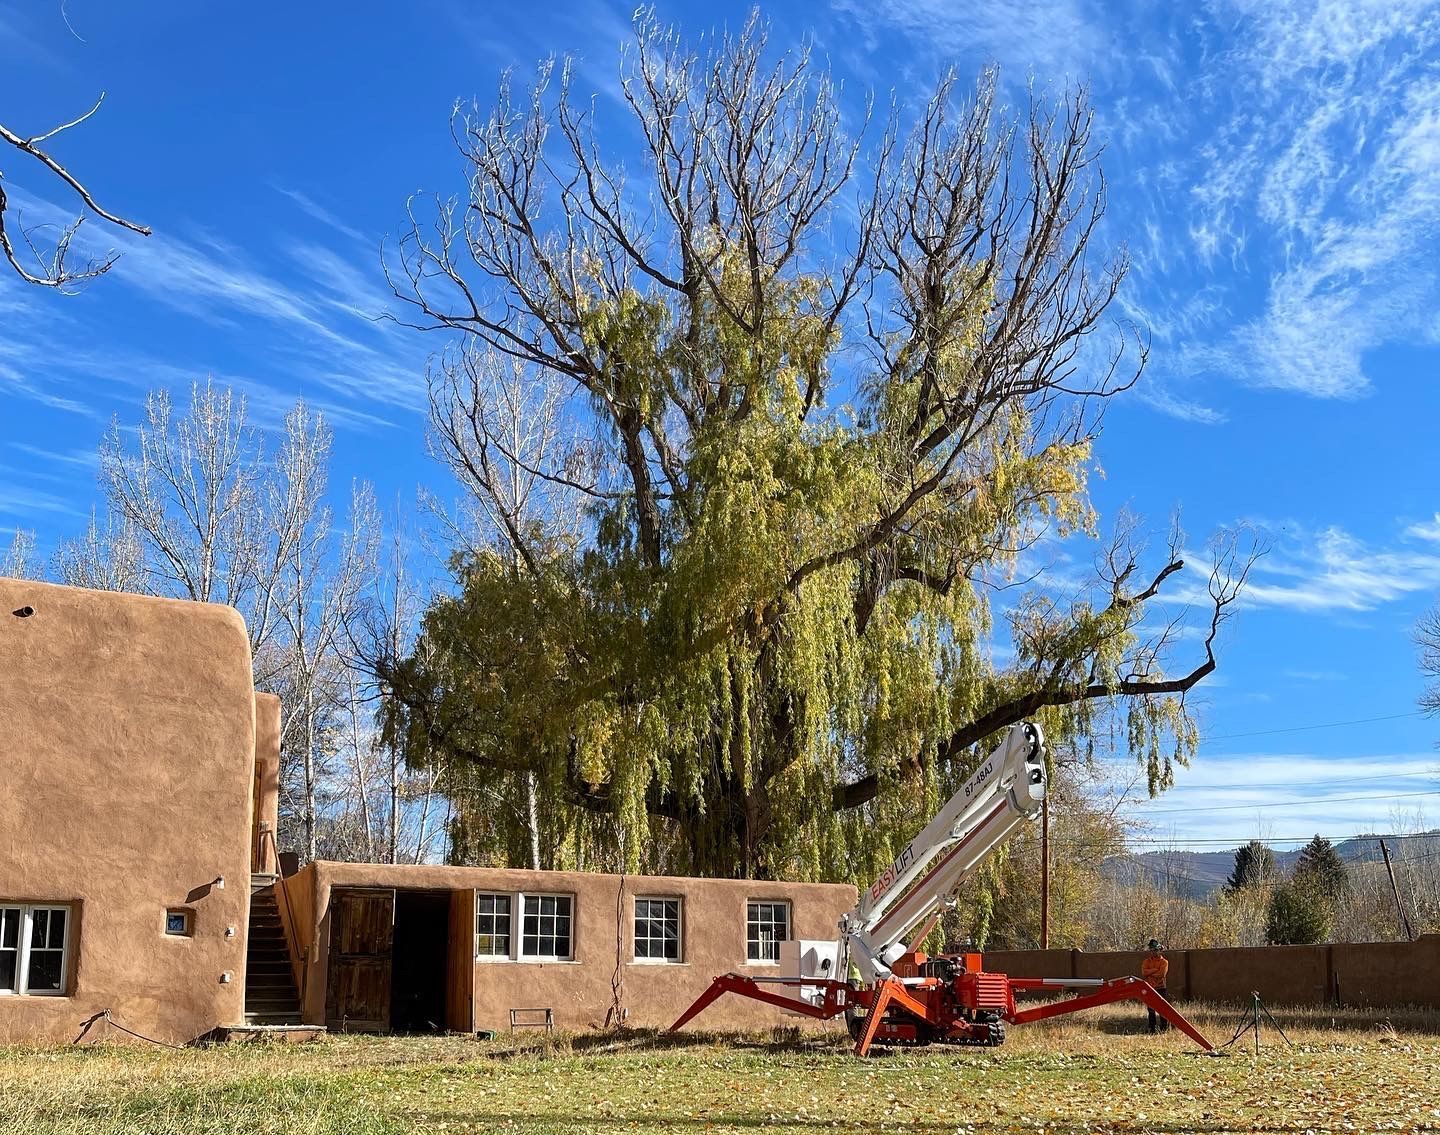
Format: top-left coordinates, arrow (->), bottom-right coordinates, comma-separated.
1101,832 -> 1440,900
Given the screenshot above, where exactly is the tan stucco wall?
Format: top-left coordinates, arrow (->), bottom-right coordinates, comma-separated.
252,693 -> 282,874
984,935 -> 1440,1008
289,862 -> 857,1034
0,579 -> 257,1045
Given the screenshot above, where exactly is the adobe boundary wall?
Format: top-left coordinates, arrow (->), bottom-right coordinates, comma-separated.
982,934 -> 1440,1008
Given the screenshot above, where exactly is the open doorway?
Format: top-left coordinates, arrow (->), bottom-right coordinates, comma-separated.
390,890 -> 450,1033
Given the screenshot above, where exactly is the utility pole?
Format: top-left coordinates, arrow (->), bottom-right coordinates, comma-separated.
1040,793 -> 1050,950
1379,839 -> 1415,940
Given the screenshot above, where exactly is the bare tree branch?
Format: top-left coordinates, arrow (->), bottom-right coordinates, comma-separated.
0,91 -> 150,289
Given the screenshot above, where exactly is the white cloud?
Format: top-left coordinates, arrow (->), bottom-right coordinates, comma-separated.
1191,519 -> 1440,613
272,186 -> 369,244
0,184 -> 426,418
832,0 -> 1104,82
1117,750 -> 1440,845
1405,514 -> 1440,542
1281,668 -> 1346,682
1171,1 -> 1440,399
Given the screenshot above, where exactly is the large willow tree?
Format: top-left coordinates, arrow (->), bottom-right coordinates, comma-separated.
379,16 -> 1254,881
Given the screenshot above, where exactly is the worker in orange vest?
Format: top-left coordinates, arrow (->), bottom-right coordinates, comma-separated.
1141,939 -> 1169,1034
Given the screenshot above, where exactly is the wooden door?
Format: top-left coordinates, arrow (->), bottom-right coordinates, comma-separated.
325,889 -> 395,1032
446,889 -> 475,1033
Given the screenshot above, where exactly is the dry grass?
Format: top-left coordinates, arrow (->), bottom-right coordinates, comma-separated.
1,1003 -> 1437,1134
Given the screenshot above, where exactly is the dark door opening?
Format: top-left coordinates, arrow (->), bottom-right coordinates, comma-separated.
390,890 -> 451,1033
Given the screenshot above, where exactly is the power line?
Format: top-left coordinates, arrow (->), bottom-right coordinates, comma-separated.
1157,769 -> 1438,793
1126,788 -> 1440,816
1066,830 -> 1440,847
1203,710 -> 1424,742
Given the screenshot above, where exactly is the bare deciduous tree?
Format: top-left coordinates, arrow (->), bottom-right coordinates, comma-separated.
52,507 -> 143,591
2,529 -> 38,578
1,92 -> 149,289
86,381 -> 426,865
1418,604 -> 1440,716
270,407 -> 380,862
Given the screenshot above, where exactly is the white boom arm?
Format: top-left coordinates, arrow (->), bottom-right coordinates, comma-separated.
843,721 -> 1046,982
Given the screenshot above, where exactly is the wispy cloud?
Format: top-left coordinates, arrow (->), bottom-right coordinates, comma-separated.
1119,751 -> 1440,845
844,0 -> 1440,413
1158,0 -> 1440,401
1282,668 -> 1347,683
832,0 -> 1103,83
0,185 -> 427,420
1187,518 -> 1440,613
271,186 -> 369,244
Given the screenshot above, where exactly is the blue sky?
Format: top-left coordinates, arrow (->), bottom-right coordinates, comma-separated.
2,0 -> 1438,848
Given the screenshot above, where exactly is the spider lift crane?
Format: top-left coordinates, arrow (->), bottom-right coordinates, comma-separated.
671,721 -> 1215,1056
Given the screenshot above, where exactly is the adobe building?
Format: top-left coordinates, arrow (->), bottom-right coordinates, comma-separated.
279,862 -> 853,1035
0,577 -> 855,1045
0,578 -> 260,1045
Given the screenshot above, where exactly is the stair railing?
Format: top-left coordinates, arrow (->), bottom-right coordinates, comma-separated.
257,826 -> 310,1011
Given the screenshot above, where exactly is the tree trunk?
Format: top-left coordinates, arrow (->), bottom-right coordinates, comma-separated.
526,770 -> 542,871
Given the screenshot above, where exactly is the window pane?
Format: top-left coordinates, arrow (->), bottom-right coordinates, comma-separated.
634,898 -> 679,961
0,952 -> 14,993
0,908 -> 17,951
746,901 -> 789,962
520,895 -> 572,958
27,951 -> 62,993
475,894 -> 511,956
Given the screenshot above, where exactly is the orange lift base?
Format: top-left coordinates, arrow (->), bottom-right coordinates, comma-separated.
670,969 -> 1216,1057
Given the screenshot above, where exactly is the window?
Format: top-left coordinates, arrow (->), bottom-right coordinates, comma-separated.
634,898 -> 681,962
475,893 -> 512,958
0,904 -> 71,995
521,894 -> 573,960
746,900 -> 790,963
164,909 -> 193,937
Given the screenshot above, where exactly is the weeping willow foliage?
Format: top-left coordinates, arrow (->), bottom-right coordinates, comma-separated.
390,259 -> 1201,884
384,26 -> 1238,884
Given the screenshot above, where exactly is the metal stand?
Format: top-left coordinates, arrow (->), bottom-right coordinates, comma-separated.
1217,992 -> 1294,1054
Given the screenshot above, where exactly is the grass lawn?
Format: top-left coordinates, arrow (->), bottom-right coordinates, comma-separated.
2,1004 -> 1438,1134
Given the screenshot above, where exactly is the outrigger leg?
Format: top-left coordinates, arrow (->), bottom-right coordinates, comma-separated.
1007,976 -> 1215,1052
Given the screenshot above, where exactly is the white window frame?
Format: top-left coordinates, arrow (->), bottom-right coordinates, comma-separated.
0,903 -> 73,997
472,891 -> 575,962
520,893 -> 574,961
633,896 -> 683,964
474,892 -> 512,960
746,900 -> 790,965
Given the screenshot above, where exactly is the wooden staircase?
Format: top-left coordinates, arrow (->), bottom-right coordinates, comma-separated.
245,877 -> 303,1026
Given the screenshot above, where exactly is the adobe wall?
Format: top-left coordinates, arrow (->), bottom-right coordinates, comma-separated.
252,694 -> 282,874
1331,936 -> 1440,1007
983,935 -> 1440,1009
1188,944 -> 1328,1004
0,579 -> 256,1045
289,862 -> 857,1034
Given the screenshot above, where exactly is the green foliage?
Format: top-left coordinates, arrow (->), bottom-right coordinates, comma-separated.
1294,835 -> 1350,902
384,24 -> 1243,883
1266,878 -> 1332,945
1226,841 -> 1276,892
